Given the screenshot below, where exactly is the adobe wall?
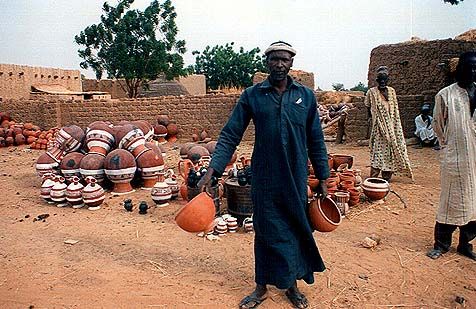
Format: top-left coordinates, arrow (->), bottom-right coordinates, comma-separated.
253,70 -> 315,89
368,39 -> 476,99
0,63 -> 81,100
178,75 -> 206,95
81,79 -> 128,99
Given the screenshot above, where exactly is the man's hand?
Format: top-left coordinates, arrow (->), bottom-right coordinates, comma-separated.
197,167 -> 215,194
315,180 -> 328,200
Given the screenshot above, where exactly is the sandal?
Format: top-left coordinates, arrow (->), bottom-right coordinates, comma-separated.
285,289 -> 309,309
238,294 -> 267,309
426,248 -> 444,259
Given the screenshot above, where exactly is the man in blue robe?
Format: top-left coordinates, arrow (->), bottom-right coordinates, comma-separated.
200,41 -> 330,309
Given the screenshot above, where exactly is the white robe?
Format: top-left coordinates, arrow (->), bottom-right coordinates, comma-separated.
433,83 -> 476,226
414,115 -> 435,142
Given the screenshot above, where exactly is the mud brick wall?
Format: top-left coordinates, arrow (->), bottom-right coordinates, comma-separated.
345,95 -> 425,142
1,94 -> 259,141
368,39 -> 476,99
0,64 -> 81,100
82,79 -> 128,99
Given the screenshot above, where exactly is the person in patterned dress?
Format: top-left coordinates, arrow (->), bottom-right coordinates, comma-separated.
364,66 -> 413,181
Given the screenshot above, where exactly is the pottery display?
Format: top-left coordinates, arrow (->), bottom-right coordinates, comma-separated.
36,152 -> 60,177
151,172 -> 172,206
308,196 -> 342,232
85,121 -> 115,155
226,216 -> 238,233
50,176 -> 68,207
82,176 -> 105,210
60,152 -> 84,182
362,178 -> 390,201
104,149 -> 137,195
40,173 -> 56,204
331,154 -> 354,170
175,192 -> 215,233
136,147 -> 164,189
66,176 -> 84,208
79,153 -> 106,184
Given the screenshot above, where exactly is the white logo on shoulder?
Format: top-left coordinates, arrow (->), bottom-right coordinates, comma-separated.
295,98 -> 302,105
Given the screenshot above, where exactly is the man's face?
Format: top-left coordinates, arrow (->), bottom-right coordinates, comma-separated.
267,51 -> 293,82
460,55 -> 476,84
376,74 -> 388,88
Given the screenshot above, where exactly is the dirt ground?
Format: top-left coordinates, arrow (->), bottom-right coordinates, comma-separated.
0,142 -> 475,309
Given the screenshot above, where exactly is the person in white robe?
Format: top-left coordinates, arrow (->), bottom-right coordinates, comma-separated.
427,51 -> 476,261
414,104 -> 437,147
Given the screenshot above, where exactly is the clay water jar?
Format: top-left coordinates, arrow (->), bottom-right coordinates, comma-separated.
339,171 -> 356,184
55,125 -> 85,153
308,196 -> 342,232
60,152 -> 85,183
339,180 -> 354,190
187,145 -> 210,164
85,121 -> 115,155
204,141 -> 217,155
104,149 -> 137,195
362,177 -> 390,201
331,154 -> 354,170
175,192 -> 215,233
137,147 -> 164,189
80,153 -> 106,184
131,120 -> 154,142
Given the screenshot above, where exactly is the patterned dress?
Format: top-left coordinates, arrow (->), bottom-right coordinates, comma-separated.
364,87 -> 413,179
433,83 -> 476,226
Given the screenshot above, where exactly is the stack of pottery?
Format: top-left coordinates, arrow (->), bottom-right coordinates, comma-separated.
151,172 -> 172,207
60,152 -> 84,183
50,176 -> 68,207
79,153 -> 106,184
226,216 -> 238,233
326,172 -> 339,196
362,178 -> 390,202
104,149 -> 137,195
66,176 -> 84,208
214,218 -> 228,236
347,188 -> 361,206
85,121 -> 115,155
82,176 -> 105,210
243,217 -> 254,233
40,173 -> 56,204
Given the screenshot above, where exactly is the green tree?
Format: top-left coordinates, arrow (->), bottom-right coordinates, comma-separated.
75,0 -> 186,98
350,82 -> 368,93
190,42 -> 267,90
332,83 -> 347,91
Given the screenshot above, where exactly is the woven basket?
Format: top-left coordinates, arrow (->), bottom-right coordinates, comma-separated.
225,178 -> 253,223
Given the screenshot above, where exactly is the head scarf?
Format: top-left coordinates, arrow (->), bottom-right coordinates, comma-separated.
376,66 -> 389,77
421,104 -> 431,112
264,41 -> 296,57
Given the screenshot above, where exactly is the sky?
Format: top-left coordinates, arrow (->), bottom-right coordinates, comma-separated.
0,0 -> 475,90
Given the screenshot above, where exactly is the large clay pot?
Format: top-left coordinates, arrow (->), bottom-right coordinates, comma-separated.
308,197 -> 342,232
145,141 -> 163,157
153,124 -> 168,144
114,124 -> 147,158
187,145 -> 210,164
104,149 -> 137,195
204,141 -> 217,155
151,172 -> 172,206
332,154 -> 354,170
82,176 -> 105,210
157,114 -> 170,127
179,142 -> 196,159
54,125 -> 85,153
166,122 -> 179,143
60,152 -> 84,183
40,173 -> 56,204
362,178 -> 390,201
66,176 -> 84,208
85,121 -> 115,155
50,176 -> 68,207
136,147 -> 164,189
36,152 -> 60,177
79,153 -> 106,184
131,120 -> 154,142
175,192 -> 215,233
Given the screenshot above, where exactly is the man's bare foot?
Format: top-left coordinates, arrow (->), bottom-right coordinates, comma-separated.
238,284 -> 267,309
285,283 -> 309,308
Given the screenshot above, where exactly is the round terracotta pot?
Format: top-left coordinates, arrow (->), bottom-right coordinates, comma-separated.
153,124 -> 168,144
60,152 -> 84,182
204,141 -> 217,155
36,152 -> 60,177
104,149 -> 137,195
331,154 -> 354,170
175,192 -> 215,233
179,142 -> 196,159
79,153 -> 106,184
308,196 -> 342,232
187,145 -> 210,164
131,120 -> 154,142
85,121 -> 115,155
136,148 -> 164,189
66,176 -> 84,208
157,114 -> 170,127
114,124 -> 146,156
166,123 -> 179,137
362,177 -> 390,201
82,176 -> 105,210
55,125 -> 85,152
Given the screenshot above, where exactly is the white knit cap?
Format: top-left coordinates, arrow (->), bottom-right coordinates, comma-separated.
264,41 -> 296,56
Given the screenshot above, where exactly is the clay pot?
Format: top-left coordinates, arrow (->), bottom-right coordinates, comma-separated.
40,173 -> 56,204
36,152 -> 60,177
144,141 -> 163,157
157,114 -> 170,127
326,178 -> 338,189
136,147 -> 164,189
187,145 -> 210,164
179,183 -> 188,201
175,192 -> 215,233
179,142 -> 196,159
131,120 -> 154,142
82,176 -> 105,210
66,176 -> 84,208
362,178 -> 390,201
166,123 -> 179,137
151,172 -> 172,206
79,153 -> 106,184
339,171 -> 356,184
50,176 -> 68,207
153,124 -> 168,144
165,170 -> 180,199
60,152 -> 84,182
85,121 -> 115,155
204,141 -> 217,155
14,134 -> 25,145
328,155 -> 334,171
331,154 -> 354,170
114,124 -> 146,157
308,176 -> 320,192
200,129 -> 208,141
308,196 -> 342,232
104,149 -> 137,195
339,180 -> 354,191
55,125 -> 85,153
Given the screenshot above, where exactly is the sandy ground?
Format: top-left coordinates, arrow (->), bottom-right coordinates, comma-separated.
0,142 -> 475,309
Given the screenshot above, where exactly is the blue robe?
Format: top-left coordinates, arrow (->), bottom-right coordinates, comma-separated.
210,77 -> 330,289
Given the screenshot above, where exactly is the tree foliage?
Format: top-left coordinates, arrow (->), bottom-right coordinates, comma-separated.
190,42 -> 267,90
350,82 -> 368,93
332,83 -> 347,92
75,0 -> 186,98
443,0 -> 463,4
